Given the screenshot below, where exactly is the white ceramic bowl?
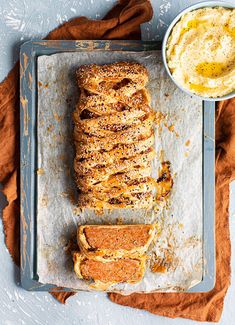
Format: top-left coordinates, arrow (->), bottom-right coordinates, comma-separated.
162,1 -> 235,101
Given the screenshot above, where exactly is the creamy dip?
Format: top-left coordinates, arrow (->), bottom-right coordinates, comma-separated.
167,7 -> 235,97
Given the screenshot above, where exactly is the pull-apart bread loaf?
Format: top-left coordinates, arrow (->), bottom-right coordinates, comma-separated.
73,62 -> 155,209
73,224 -> 155,288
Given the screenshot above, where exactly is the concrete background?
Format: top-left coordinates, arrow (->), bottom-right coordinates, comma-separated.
0,1 -> 234,324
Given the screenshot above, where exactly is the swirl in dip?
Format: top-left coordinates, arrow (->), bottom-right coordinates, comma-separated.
166,7 -> 235,98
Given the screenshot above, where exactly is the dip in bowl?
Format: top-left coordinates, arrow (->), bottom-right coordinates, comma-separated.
162,2 -> 235,100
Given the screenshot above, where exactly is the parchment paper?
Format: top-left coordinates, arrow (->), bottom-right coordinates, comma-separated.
37,51 -> 202,293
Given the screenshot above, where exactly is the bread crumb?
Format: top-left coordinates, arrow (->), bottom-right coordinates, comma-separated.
40,195 -> 48,207
47,124 -> 54,132
154,111 -> 166,125
151,263 -> 167,273
167,124 -> 175,132
53,111 -> 64,122
37,168 -> 45,175
178,223 -> 184,229
116,217 -> 123,225
185,140 -> 190,146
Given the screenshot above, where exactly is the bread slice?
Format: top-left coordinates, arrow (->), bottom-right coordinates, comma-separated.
73,252 -> 146,288
77,224 -> 155,258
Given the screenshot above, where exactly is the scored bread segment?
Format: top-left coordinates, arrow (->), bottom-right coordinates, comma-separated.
73,252 -> 147,288
77,224 -> 155,258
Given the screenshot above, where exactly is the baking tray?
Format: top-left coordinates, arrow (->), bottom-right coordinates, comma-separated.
20,40 -> 215,292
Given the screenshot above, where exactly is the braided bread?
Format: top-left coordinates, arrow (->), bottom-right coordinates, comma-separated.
74,62 -> 155,209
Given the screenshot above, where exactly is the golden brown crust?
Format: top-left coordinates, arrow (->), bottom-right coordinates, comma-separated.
74,62 -> 155,209
74,117 -> 154,154
75,136 -> 154,168
76,88 -> 151,115
77,224 -> 156,258
75,149 -> 155,197
76,62 -> 148,100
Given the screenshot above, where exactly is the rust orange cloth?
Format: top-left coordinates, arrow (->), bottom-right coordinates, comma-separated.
0,0 -> 234,322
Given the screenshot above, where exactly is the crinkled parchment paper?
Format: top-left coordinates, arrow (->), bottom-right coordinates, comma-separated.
37,51 -> 202,293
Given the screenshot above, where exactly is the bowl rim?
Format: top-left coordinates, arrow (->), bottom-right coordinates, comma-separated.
162,1 -> 235,101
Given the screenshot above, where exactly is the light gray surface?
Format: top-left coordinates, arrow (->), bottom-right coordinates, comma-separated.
0,0 -> 234,324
